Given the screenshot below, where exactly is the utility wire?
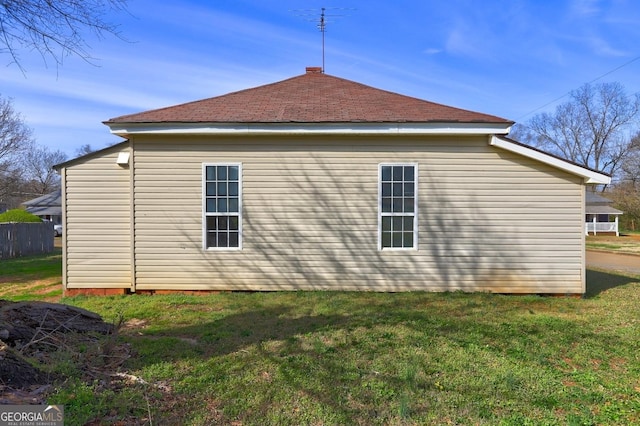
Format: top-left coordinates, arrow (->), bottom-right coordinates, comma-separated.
516,54 -> 640,121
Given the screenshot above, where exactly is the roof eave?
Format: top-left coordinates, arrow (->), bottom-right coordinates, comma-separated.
105,121 -> 513,137
489,135 -> 611,184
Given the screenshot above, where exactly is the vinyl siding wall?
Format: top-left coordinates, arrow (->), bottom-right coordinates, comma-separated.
61,146 -> 132,289
131,134 -> 585,293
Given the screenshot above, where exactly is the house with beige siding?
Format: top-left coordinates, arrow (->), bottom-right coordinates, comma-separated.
54,67 -> 610,296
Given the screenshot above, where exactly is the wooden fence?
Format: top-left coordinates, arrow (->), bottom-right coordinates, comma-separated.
0,222 -> 54,259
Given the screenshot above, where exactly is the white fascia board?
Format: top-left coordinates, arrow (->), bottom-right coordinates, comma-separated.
107,122 -> 512,136
489,135 -> 611,184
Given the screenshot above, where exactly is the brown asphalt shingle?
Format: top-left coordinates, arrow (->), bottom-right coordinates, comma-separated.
106,69 -> 512,125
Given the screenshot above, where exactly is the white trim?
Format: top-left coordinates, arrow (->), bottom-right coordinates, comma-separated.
108,122 -> 512,137
489,136 -> 611,184
202,163 -> 243,251
378,163 -> 419,251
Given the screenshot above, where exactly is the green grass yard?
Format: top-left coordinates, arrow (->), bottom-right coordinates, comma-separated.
586,233 -> 640,255
0,248 -> 62,300
0,251 -> 639,425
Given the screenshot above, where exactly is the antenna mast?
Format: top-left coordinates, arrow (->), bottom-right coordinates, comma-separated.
319,7 -> 326,73
291,7 -> 355,74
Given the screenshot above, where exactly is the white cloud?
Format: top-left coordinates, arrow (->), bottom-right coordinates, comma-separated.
423,48 -> 442,55
586,36 -> 629,57
570,0 -> 601,17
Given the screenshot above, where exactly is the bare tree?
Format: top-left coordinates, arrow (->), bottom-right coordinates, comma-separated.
0,95 -> 33,161
618,133 -> 640,185
519,82 -> 640,180
0,0 -> 128,70
75,144 -> 96,157
608,182 -> 640,231
22,146 -> 67,195
0,162 -> 25,208
0,95 -> 34,204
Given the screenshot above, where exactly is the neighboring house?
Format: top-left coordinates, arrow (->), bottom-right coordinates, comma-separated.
22,189 -> 62,225
585,191 -> 623,236
54,67 -> 610,296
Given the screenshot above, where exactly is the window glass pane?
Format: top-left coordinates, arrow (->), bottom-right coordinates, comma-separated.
207,232 -> 217,248
229,232 -> 239,247
382,183 -> 391,197
229,216 -> 239,230
404,166 -> 414,181
393,166 -> 403,181
404,183 -> 414,196
217,198 -> 227,213
218,216 -> 228,230
393,197 -> 403,212
382,197 -> 392,212
382,232 -> 392,248
206,166 -> 216,181
381,166 -> 391,182
228,198 -> 239,212
217,166 -> 227,180
392,232 -> 403,247
403,216 -> 414,231
392,216 -> 403,231
404,198 -> 414,213
207,216 -> 217,230
217,182 -> 227,196
206,182 -> 216,196
393,183 -> 403,196
206,199 -> 217,212
228,166 -> 239,181
218,232 -> 228,247
229,182 -> 238,196
382,216 -> 391,232
404,232 -> 413,248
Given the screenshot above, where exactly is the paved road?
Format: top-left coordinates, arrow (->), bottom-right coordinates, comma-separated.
586,250 -> 640,276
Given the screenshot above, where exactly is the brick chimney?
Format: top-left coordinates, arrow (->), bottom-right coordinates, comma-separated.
305,66 -> 323,74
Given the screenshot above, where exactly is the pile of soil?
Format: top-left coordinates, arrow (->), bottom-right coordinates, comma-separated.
0,300 -> 116,403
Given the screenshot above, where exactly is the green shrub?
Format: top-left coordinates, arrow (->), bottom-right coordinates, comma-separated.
0,209 -> 42,223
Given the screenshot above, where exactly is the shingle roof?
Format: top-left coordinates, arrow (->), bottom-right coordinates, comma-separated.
106,68 -> 512,125
585,191 -> 615,205
21,189 -> 61,207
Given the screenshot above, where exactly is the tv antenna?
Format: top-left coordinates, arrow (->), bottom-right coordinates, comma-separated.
291,7 -> 355,73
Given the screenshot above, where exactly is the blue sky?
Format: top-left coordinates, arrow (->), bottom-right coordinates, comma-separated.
3,0 -> 640,158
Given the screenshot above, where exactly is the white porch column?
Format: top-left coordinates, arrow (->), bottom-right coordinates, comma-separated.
615,216 -> 619,237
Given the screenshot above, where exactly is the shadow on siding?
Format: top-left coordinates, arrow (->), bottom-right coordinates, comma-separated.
186,153 -> 534,292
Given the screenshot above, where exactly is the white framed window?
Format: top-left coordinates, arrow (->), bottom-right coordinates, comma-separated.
203,163 -> 242,250
378,163 -> 418,250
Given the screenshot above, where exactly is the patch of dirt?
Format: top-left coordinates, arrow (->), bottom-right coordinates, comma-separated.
0,300 -> 118,404
0,344 -> 49,387
0,278 -> 62,302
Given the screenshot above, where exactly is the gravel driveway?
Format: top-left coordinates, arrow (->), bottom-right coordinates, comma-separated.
586,250 -> 640,276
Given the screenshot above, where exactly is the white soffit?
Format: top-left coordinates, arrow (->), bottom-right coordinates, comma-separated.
489,136 -> 610,184
107,122 -> 513,136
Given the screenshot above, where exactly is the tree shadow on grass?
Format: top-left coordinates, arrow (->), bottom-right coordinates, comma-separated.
585,268 -> 639,298
122,292 -> 632,424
